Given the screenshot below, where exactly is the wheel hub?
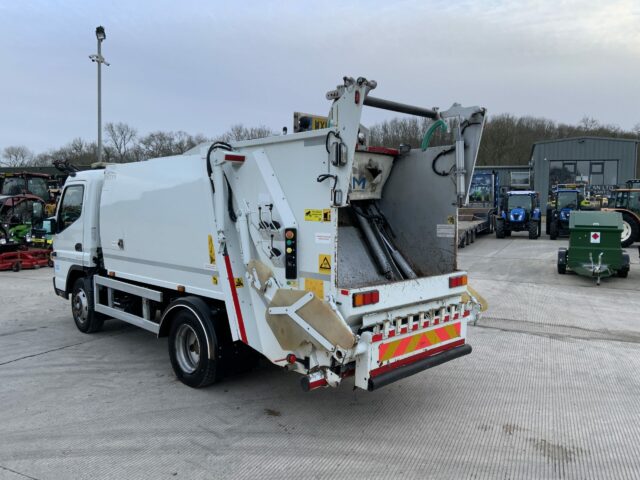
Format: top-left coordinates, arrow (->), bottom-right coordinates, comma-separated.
621,221 -> 631,242
72,289 -> 89,324
175,324 -> 201,374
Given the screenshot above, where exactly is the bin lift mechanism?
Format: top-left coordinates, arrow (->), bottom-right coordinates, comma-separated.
208,77 -> 484,373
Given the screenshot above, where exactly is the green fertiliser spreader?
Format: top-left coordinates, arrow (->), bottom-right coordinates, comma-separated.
557,211 -> 630,285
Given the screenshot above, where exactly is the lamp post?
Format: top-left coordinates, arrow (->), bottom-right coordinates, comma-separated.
89,26 -> 110,163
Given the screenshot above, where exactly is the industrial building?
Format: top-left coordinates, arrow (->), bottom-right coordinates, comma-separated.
474,136 -> 639,207
531,137 -> 638,206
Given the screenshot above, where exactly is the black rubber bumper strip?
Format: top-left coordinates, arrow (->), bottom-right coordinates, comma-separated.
367,344 -> 472,391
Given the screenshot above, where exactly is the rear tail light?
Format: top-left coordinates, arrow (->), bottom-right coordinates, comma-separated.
353,290 -> 379,307
224,154 -> 245,163
449,274 -> 467,288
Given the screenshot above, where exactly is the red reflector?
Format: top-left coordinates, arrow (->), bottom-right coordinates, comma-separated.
449,275 -> 468,288
355,91 -> 360,104
340,289 -> 349,296
224,154 -> 245,162
353,290 -> 380,307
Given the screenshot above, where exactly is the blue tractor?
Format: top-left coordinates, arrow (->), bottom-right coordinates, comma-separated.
495,190 -> 541,239
546,188 -> 580,239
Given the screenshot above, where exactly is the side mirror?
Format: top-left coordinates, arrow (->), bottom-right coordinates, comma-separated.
46,218 -> 58,234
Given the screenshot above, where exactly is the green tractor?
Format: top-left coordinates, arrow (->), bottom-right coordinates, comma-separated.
0,194 -> 46,245
604,186 -> 640,247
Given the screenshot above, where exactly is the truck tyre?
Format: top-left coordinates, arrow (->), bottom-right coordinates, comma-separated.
550,220 -> 558,240
618,253 -> 630,278
621,213 -> 638,247
557,248 -> 567,274
528,220 -> 539,239
495,219 -> 505,239
168,309 -> 222,388
71,277 -> 104,333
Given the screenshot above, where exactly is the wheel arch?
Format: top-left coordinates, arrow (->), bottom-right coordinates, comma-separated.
159,297 -> 223,360
65,266 -> 90,296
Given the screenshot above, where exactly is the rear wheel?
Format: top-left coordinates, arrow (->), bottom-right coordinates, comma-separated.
621,213 -> 638,247
71,277 -> 104,333
168,309 -> 222,388
495,220 -> 505,239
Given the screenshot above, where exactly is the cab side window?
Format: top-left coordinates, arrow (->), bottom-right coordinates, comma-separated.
58,185 -> 84,232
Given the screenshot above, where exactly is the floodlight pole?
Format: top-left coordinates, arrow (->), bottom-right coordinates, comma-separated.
90,26 -> 109,163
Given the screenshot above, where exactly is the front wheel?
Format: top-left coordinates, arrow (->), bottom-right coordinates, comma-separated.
621,213 -> 639,248
495,219 -> 505,239
168,310 -> 222,388
550,220 -> 559,240
529,220 -> 540,239
71,277 -> 104,333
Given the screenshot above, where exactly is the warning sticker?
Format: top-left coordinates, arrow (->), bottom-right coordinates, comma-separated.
323,209 -> 331,222
234,277 -> 244,288
304,278 -> 324,299
437,224 -> 456,238
318,254 -> 332,273
315,232 -> 332,244
304,209 -> 323,222
590,232 -> 601,244
208,234 -> 216,264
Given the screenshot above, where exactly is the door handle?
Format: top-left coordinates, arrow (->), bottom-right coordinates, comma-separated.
75,243 -> 82,252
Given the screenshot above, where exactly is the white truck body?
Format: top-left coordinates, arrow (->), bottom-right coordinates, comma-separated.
53,76 -> 486,391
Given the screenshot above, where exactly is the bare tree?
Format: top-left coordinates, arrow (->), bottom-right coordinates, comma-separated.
1,146 -> 33,167
217,124 -> 274,143
105,122 -> 138,163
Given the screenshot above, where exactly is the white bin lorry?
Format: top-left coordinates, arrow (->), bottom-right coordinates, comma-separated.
52,76 -> 486,391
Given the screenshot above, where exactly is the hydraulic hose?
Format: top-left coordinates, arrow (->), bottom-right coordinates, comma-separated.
421,119 -> 448,151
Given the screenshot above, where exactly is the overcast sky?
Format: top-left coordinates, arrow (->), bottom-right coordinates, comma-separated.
1,0 -> 639,153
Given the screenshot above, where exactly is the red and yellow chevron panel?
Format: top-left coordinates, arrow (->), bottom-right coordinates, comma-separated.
378,323 -> 461,362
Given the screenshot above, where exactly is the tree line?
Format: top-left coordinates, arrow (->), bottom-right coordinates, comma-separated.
369,115 -> 640,166
2,115 -> 639,168
0,123 -> 274,167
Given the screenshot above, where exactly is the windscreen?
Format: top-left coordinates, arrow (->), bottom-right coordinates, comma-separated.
507,195 -> 533,211
557,192 -> 578,210
1,178 -> 24,195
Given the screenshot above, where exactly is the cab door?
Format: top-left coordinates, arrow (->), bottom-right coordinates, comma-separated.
53,182 -> 86,291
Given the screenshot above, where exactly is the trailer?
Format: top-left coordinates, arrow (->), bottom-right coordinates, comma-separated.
51,76 -> 486,392
457,171 -> 497,247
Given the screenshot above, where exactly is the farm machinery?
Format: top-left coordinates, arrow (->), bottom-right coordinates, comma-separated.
495,190 -> 541,239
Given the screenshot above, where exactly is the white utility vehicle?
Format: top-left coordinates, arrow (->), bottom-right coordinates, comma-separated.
52,76 -> 486,391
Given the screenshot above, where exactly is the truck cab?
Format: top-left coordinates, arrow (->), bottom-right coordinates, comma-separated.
52,170 -> 103,298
